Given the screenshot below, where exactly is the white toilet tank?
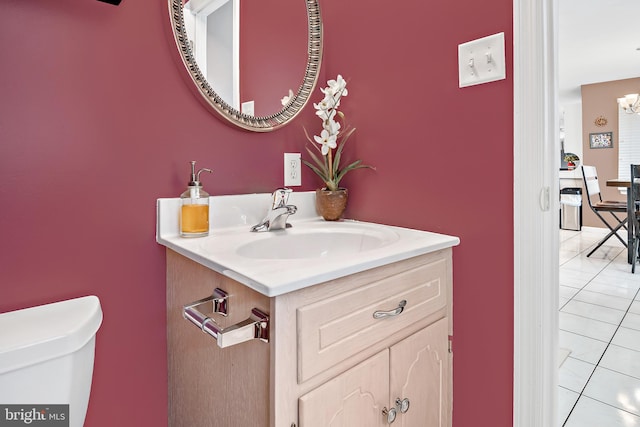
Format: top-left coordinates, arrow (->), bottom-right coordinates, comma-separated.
0,295 -> 103,427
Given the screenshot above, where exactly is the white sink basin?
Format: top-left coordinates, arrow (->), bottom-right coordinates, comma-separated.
235,223 -> 400,260
156,192 -> 460,296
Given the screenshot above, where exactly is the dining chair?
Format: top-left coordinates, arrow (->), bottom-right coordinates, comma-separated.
581,165 -> 628,257
631,165 -> 640,272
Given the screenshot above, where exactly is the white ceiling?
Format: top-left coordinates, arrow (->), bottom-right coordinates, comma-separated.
559,0 -> 640,104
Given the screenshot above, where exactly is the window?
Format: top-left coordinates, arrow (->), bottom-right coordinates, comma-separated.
617,107 -> 640,182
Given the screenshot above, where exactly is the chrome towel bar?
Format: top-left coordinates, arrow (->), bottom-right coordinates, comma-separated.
183,288 -> 269,348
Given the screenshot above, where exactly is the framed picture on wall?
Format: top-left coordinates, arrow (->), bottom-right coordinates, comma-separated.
589,131 -> 613,149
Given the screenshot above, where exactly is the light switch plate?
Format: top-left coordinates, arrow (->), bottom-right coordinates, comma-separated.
458,32 -> 506,88
284,153 -> 301,186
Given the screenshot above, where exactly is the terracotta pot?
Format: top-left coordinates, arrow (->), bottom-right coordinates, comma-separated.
315,188 -> 348,221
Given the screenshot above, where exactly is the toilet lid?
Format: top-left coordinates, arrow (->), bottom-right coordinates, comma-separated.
0,295 -> 103,374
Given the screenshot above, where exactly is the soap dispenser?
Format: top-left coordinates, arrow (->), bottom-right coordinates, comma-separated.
180,161 -> 213,237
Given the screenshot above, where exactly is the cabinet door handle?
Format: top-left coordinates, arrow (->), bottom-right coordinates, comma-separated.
395,397 -> 410,414
373,300 -> 407,319
382,406 -> 397,424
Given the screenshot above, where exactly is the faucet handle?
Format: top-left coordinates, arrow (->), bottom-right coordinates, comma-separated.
271,188 -> 292,209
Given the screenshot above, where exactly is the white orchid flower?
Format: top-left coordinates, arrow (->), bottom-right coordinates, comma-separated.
280,89 -> 294,106
320,86 -> 336,98
325,75 -> 348,97
313,99 -> 330,113
302,74 -> 372,192
314,92 -> 338,111
328,94 -> 341,110
314,129 -> 337,155
315,105 -> 337,122
324,116 -> 341,136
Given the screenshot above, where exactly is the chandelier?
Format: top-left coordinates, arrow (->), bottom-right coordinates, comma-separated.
617,93 -> 640,114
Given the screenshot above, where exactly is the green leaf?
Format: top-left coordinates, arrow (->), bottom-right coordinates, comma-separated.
301,108 -> 374,190
334,160 -> 375,186
332,127 -> 356,175
304,146 -> 323,168
305,145 -> 329,175
302,159 -> 329,182
325,181 -> 338,191
303,127 -> 316,145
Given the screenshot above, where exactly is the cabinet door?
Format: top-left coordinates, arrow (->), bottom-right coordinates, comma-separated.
390,318 -> 449,427
299,350 -> 389,427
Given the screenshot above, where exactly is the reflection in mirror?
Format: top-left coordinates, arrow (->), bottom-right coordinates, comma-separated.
183,0 -> 241,109
169,0 -> 322,132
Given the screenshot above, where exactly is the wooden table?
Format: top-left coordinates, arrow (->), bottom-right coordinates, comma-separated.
606,179 -> 633,263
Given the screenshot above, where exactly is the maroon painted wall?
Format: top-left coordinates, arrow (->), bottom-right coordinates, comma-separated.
320,2 -> 514,425
0,0 -> 513,426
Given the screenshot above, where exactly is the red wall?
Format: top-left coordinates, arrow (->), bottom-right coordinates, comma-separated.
0,0 -> 513,426
320,2 -> 514,425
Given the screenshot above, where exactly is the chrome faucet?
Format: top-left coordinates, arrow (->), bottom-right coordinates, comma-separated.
250,188 -> 298,232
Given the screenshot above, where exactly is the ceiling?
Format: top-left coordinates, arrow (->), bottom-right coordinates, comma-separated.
559,0 -> 640,104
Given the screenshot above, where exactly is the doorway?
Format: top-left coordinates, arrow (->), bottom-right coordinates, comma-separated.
513,0 -> 559,425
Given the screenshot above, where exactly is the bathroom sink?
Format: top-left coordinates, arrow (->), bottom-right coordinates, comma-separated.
235,223 -> 400,260
156,192 -> 460,296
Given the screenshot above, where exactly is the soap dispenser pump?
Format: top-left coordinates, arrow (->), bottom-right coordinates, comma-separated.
180,161 -> 213,237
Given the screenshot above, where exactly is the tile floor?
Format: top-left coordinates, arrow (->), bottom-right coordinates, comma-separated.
559,227 -> 640,426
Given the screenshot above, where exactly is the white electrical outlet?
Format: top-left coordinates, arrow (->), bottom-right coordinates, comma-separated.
241,100 -> 255,116
458,32 -> 506,88
284,153 -> 301,186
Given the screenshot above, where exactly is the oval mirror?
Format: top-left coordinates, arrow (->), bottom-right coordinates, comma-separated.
168,0 -> 323,132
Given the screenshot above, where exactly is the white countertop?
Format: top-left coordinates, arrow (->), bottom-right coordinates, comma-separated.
156,192 -> 460,297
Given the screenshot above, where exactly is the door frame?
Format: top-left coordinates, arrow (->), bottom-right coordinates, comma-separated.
513,0 -> 559,425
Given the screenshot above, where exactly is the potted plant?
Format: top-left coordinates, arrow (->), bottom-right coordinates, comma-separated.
301,75 -> 374,220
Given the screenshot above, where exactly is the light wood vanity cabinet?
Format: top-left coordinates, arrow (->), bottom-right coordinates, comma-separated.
166,247 -> 453,427
298,319 -> 449,426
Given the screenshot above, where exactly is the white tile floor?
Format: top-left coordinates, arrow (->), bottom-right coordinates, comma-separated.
559,227 -> 640,426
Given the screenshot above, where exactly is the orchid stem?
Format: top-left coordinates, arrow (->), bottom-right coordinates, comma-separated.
328,149 -> 334,186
